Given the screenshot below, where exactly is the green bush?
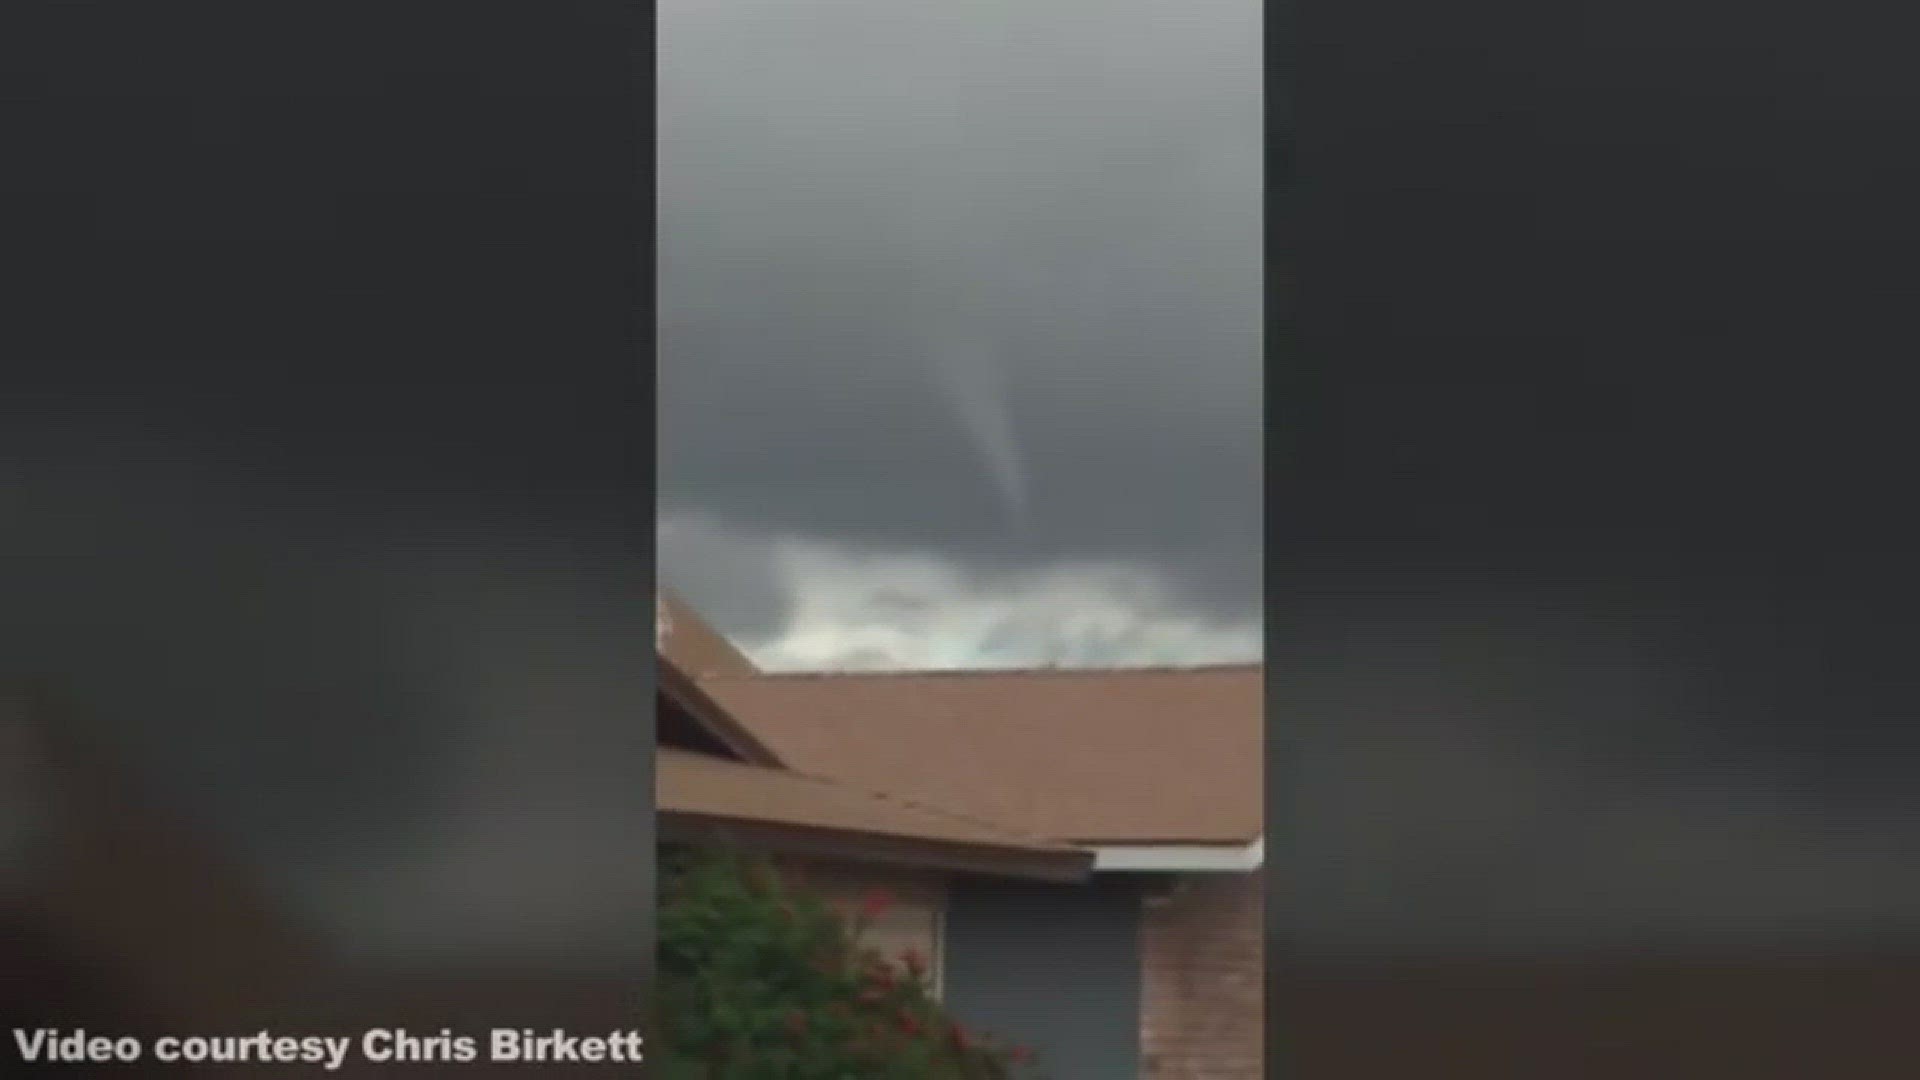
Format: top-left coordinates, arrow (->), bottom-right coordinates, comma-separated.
656,846 -> 1040,1079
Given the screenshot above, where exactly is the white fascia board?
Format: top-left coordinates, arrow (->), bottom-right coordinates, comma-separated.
1090,835 -> 1264,873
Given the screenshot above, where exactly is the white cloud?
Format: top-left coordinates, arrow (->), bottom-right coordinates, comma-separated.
745,539 -> 1261,671
660,508 -> 1262,672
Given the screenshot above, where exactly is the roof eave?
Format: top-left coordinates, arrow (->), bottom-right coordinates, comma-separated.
657,659 -> 786,769
658,810 -> 1094,885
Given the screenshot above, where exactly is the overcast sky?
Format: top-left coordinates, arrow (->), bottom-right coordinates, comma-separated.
657,0 -> 1264,671
651,0 -> 1920,956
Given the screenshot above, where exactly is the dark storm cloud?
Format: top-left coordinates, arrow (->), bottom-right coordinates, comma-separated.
657,0 -> 1263,625
655,0 -> 1920,954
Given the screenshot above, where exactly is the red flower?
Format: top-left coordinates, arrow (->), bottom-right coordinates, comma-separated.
947,1023 -> 970,1050
858,887 -> 893,922
864,963 -> 896,990
900,947 -> 927,978
1010,1045 -> 1033,1064
784,1011 -> 808,1036
898,1013 -> 921,1037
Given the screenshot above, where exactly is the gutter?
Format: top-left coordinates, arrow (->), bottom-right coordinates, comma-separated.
1088,835 -> 1264,873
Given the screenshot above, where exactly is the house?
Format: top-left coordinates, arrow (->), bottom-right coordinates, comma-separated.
657,657 -> 1093,886
657,595 -> 1265,1080
656,638 -> 1095,1003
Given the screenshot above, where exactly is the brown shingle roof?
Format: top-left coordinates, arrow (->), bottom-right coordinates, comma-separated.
657,590 -> 758,677
659,653 -> 784,767
655,747 -> 1091,882
699,665 -> 1263,846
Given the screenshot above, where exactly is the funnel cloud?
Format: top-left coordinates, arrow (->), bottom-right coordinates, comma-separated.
926,339 -> 1030,531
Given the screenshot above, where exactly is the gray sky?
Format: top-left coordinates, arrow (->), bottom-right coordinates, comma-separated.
652,0 -> 1920,956
657,0 -> 1264,670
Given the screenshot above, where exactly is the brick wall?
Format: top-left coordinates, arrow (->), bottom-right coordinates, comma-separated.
1140,873 -> 1265,1080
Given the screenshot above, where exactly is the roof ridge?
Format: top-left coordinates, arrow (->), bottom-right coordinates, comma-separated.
699,661 -> 1262,681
